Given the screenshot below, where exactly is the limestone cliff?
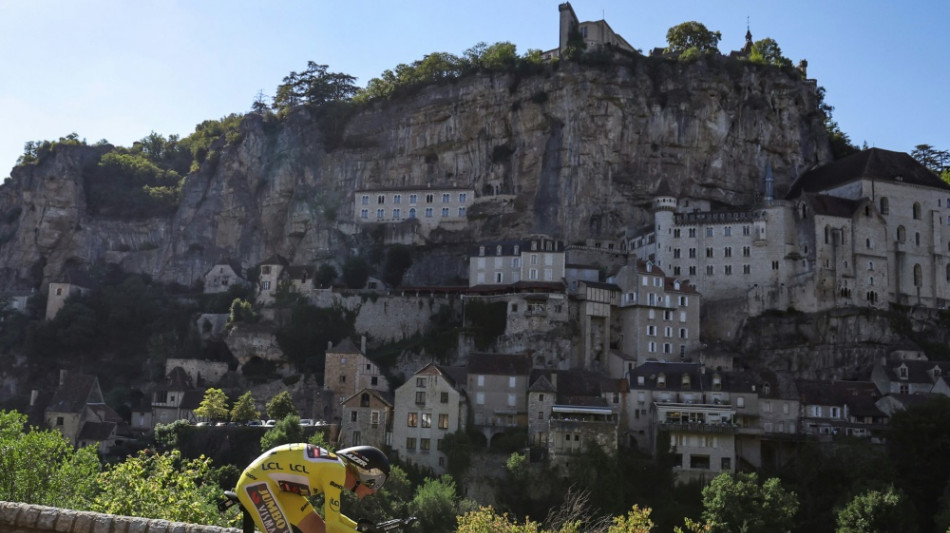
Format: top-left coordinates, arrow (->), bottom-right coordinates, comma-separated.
0,56 -> 830,290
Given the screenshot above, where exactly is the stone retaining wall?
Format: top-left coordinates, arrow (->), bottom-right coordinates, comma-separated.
0,501 -> 240,533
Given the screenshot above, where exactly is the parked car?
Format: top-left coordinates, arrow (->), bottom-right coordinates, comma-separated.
263,419 -> 277,427
246,420 -> 263,427
299,418 -> 314,426
196,421 -> 211,427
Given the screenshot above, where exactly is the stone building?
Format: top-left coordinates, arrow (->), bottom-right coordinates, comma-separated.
391,364 -> 468,475
338,388 -> 393,449
468,236 -> 566,287
323,337 -> 390,423
203,261 -> 247,294
608,261 -> 701,365
46,268 -> 95,320
795,379 -> 886,439
467,353 -> 532,446
44,370 -> 123,454
631,148 -> 950,315
545,2 -> 635,60
355,187 -> 473,227
150,366 -> 204,426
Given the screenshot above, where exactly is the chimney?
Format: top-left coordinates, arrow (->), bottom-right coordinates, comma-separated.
328,341 -> 333,351
30,389 -> 39,406
59,369 -> 67,386
361,336 -> 367,355
551,373 -> 558,390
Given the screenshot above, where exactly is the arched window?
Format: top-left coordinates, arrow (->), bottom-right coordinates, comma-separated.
824,226 -> 830,244
880,197 -> 889,215
916,232 -> 921,246
914,264 -> 922,287
897,226 -> 906,242
866,238 -> 871,249
913,202 -> 922,220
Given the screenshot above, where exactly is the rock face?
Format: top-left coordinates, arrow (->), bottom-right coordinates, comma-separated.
0,56 -> 830,290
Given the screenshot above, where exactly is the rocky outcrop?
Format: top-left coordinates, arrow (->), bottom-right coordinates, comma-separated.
0,56 -> 830,290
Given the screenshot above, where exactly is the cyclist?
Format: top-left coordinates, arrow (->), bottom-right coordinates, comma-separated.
235,443 -> 389,533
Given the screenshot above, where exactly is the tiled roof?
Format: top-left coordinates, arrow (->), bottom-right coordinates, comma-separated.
329,338 -> 361,355
796,379 -> 881,408
435,365 -> 468,388
163,366 -> 194,391
804,193 -> 862,218
78,421 -> 116,441
787,148 -> 950,198
47,373 -> 98,413
341,388 -> 394,407
881,360 -> 950,384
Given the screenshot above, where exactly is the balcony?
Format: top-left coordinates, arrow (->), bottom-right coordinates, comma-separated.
658,421 -> 737,434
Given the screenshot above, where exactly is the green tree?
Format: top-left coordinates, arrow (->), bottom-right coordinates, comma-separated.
194,388 -> 230,422
272,61 -> 357,111
92,449 -> 231,527
266,390 -> 298,420
701,472 -> 798,533
0,410 -> 100,508
51,301 -> 99,350
342,256 -> 372,289
152,419 -> 192,451
230,391 -> 260,423
608,505 -> 655,533
911,144 -> 950,175
887,395 -> 950,532
316,263 -> 338,288
835,486 -> 915,533
228,298 -> 257,325
665,21 -> 722,57
381,245 -> 413,288
260,414 -> 304,451
748,38 -> 793,68
409,475 -> 464,533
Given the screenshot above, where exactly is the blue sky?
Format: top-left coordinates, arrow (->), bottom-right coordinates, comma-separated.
2,1 -> 947,179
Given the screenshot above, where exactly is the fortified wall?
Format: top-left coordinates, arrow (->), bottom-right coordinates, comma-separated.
0,501 -> 239,533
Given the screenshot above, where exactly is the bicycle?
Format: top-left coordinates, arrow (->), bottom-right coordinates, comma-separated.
219,490 -> 417,533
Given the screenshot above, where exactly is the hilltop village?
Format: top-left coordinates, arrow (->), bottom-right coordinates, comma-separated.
6,3 -> 950,490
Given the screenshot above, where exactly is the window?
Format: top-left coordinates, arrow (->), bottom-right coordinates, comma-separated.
261,280 -> 271,290
377,195 -> 385,204
392,208 -> 400,219
664,326 -> 673,337
376,208 -> 384,220
425,194 -> 434,203
441,207 -> 449,217
689,228 -> 696,237
421,413 -> 432,428
736,397 -> 745,408
361,195 -> 369,205
689,248 -> 697,258
407,412 -> 418,427
459,207 -> 466,216
442,193 -> 451,203
371,411 -> 380,426
914,264 -> 922,287
438,413 -> 449,429
913,202 -> 921,219
440,392 -> 449,403
409,194 -> 417,204
393,194 -> 401,204
351,411 -> 358,422
897,225 -> 906,242
406,437 -> 416,450
679,328 -> 688,339
880,197 -> 889,215
673,248 -> 681,259
360,209 -> 369,219
459,193 -> 467,203
689,266 -> 696,276
743,225 -> 750,236
425,208 -> 433,218
706,265 -> 714,275
706,227 -> 713,237
415,391 -> 426,405
724,265 -> 732,275
724,226 -> 732,236
706,247 -> 713,258
690,455 -> 710,470
673,229 -> 681,238
771,261 -> 779,270
420,438 -> 431,451
724,247 -> 732,258
476,392 -> 485,404
508,394 -> 516,407
409,208 -> 416,218
743,264 -> 751,274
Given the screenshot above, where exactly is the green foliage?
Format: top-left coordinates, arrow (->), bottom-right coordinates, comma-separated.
564,25 -> 588,60
228,297 -> 257,325
230,391 -> 260,423
17,133 -> 86,166
816,86 -> 860,160
887,395 -> 950,532
700,472 -> 798,533
84,151 -> 184,218
381,245 -> 413,288
274,302 -> 355,374
92,449 -> 232,527
343,256 -> 372,289
748,38 -> 793,68
152,419 -> 193,451
464,299 -> 508,350
665,21 -> 722,57
344,465 -> 413,524
272,61 -> 357,112
194,388 -> 230,421
316,263 -> 338,288
178,114 -> 244,171
835,486 -> 914,533
409,475 -> 466,533
260,414 -> 304,451
608,506 -> 656,533
265,390 -> 298,420
0,410 -> 100,508
911,144 -> 950,176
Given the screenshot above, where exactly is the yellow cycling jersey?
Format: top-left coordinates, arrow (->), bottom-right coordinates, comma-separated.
236,443 -> 359,533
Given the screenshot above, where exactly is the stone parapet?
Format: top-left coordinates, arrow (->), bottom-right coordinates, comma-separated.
0,501 -> 241,533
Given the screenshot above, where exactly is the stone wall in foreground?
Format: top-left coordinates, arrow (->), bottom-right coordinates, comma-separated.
0,501 -> 240,533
